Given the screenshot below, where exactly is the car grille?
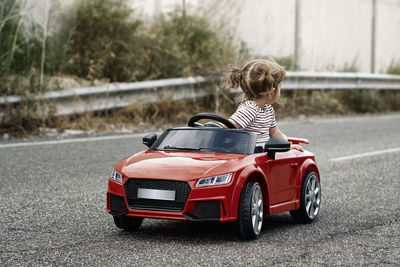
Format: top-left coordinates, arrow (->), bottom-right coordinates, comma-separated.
124,179 -> 191,212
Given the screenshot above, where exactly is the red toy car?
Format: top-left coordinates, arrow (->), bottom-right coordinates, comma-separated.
107,113 -> 321,239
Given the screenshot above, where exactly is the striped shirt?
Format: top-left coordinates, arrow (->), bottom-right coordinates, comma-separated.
230,100 -> 277,145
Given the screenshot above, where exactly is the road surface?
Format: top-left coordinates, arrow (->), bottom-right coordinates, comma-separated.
1,114 -> 399,265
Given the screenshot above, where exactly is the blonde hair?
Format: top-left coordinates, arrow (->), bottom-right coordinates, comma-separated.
225,59 -> 286,101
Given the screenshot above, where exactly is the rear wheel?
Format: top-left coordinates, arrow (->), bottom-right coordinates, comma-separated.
290,172 -> 321,223
113,216 -> 143,231
236,181 -> 264,240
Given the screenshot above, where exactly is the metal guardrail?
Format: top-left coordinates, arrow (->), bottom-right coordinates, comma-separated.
1,72 -> 400,116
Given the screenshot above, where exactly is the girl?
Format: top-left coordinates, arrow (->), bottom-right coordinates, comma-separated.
225,59 -> 303,151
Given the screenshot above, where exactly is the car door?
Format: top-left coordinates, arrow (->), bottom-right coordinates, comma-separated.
258,150 -> 299,205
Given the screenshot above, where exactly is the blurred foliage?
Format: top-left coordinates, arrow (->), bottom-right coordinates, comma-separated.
44,1 -> 76,76
340,59 -> 359,72
387,61 -> 400,75
0,0 -> 75,95
349,89 -> 381,113
0,0 -> 42,95
64,0 -> 142,81
62,1 -> 247,82
141,6 -> 246,80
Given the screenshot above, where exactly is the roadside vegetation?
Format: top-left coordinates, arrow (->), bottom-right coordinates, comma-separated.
0,0 -> 399,138
387,61 -> 400,75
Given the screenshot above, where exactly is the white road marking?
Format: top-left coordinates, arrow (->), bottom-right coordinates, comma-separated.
0,133 -> 151,149
329,147 -> 400,162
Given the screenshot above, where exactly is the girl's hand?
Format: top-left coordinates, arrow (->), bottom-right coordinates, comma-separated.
291,144 -> 303,152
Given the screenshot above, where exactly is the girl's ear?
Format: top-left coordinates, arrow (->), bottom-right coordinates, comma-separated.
269,88 -> 276,99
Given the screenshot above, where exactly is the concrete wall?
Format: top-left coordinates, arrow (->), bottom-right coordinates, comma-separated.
299,0 -> 373,72
376,0 -> 400,73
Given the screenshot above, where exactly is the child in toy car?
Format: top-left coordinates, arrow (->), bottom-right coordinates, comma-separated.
225,59 -> 303,152
107,59 -> 321,240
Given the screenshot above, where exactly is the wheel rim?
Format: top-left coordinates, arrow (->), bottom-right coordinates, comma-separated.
251,185 -> 263,235
305,174 -> 321,219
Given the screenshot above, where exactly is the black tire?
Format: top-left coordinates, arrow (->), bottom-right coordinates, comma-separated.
290,172 -> 321,223
235,181 -> 264,240
113,216 -> 143,231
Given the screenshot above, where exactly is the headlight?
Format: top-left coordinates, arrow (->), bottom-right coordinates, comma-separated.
110,169 -> 123,183
196,173 -> 233,187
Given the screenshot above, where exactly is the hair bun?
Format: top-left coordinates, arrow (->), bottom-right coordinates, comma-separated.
257,70 -> 268,81
227,59 -> 286,101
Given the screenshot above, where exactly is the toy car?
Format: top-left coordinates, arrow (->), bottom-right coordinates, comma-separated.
107,113 -> 321,239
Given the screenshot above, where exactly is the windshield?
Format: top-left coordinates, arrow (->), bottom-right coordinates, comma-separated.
152,129 -> 253,154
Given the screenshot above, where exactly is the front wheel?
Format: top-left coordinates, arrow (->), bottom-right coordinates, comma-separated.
290,172 -> 321,223
113,215 -> 143,231
235,181 -> 264,240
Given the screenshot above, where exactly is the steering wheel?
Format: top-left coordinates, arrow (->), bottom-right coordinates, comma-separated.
188,113 -> 237,129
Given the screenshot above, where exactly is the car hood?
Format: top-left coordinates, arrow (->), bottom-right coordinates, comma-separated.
120,150 -> 250,181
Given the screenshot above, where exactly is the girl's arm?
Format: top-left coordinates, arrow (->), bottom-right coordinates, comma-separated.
228,119 -> 241,129
269,126 -> 287,140
270,127 -> 303,152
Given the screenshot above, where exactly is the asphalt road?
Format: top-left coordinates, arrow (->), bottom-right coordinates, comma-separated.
1,114 -> 399,266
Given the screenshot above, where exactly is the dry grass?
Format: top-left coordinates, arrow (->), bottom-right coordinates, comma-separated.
274,90 -> 400,118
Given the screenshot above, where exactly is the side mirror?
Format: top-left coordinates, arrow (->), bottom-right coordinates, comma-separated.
264,138 -> 291,160
143,133 -> 157,148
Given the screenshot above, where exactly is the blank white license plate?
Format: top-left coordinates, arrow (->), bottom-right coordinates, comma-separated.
137,188 -> 176,201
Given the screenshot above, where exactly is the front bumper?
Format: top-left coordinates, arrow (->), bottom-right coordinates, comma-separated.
107,177 -> 238,222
